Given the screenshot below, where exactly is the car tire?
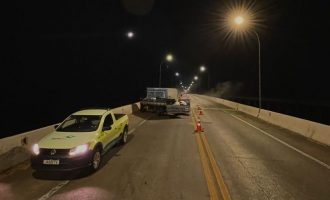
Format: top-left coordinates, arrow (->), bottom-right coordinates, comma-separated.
121,128 -> 128,144
91,148 -> 102,171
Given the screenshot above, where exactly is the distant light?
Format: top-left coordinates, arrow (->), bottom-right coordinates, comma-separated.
175,72 -> 180,77
200,66 -> 206,72
127,31 -> 134,38
166,54 -> 173,62
194,76 -> 198,80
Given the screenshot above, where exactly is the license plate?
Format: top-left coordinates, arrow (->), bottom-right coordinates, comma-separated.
43,159 -> 60,165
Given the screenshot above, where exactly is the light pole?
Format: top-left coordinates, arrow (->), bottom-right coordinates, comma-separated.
159,54 -> 173,87
200,65 -> 210,90
254,30 -> 261,110
231,15 -> 262,111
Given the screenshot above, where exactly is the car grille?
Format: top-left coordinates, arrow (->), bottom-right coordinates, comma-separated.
40,148 -> 70,156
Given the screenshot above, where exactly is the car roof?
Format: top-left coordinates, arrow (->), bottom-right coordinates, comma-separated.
72,109 -> 110,116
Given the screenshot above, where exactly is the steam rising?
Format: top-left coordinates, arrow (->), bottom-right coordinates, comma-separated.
205,81 -> 243,99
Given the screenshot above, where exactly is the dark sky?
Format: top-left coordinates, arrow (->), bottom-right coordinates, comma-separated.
1,0 -> 330,136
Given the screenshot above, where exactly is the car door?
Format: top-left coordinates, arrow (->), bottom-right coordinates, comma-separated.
113,114 -> 124,139
101,114 -> 116,146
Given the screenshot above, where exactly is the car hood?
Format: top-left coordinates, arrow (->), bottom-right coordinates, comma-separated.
38,131 -> 97,149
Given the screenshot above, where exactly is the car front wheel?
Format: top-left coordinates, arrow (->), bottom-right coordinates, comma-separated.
91,148 -> 101,171
121,128 -> 128,144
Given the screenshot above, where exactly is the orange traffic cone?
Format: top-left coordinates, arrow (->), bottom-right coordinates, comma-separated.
195,119 -> 204,133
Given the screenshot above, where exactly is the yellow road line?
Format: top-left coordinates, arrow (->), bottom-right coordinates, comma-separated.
195,133 -> 219,200
201,134 -> 232,200
191,106 -> 232,200
191,109 -> 218,199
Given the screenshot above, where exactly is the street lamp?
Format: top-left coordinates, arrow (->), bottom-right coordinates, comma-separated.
194,76 -> 198,81
126,31 -> 134,39
199,65 -> 210,90
159,53 -> 174,87
230,13 -> 262,111
175,72 -> 180,77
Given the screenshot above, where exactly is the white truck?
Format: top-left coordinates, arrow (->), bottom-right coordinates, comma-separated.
140,87 -> 190,116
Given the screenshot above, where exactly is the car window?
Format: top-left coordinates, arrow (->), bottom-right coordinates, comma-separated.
102,114 -> 114,131
57,115 -> 101,132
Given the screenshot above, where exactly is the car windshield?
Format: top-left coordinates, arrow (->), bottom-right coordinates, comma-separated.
56,115 -> 102,132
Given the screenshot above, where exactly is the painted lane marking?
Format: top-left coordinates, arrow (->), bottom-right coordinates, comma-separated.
38,181 -> 69,200
201,134 -> 232,200
128,117 -> 150,135
230,114 -> 330,170
128,128 -> 135,135
195,133 -> 219,200
190,109 -> 218,199
191,108 -> 232,200
138,118 -> 148,127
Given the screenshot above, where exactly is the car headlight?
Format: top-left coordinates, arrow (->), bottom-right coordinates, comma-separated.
69,144 -> 89,156
32,144 -> 40,155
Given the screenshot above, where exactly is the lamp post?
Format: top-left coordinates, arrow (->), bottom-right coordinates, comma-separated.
159,54 -> 173,87
200,65 -> 210,90
232,15 -> 262,111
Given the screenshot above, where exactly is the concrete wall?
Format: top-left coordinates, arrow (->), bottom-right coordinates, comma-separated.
0,102 -> 140,172
200,95 -> 330,146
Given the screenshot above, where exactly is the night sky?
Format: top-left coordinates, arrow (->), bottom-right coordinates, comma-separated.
1,0 -> 330,137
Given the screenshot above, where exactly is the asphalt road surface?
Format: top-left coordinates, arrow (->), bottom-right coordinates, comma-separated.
1,94 -> 329,200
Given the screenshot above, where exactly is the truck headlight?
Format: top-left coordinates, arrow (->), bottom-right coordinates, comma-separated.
69,144 -> 89,156
32,144 -> 40,155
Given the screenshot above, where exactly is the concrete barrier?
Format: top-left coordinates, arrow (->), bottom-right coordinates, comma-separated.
0,102 -> 140,173
199,95 -> 330,146
237,104 -> 259,117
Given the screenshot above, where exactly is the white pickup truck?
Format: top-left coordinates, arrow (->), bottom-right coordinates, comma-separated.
31,108 -> 129,172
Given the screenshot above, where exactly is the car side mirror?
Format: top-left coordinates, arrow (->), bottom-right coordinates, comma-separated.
54,125 -> 59,129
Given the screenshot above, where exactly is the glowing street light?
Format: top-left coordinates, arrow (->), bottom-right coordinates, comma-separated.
194,76 -> 198,81
227,8 -> 262,111
234,16 -> 244,25
166,54 -> 173,62
127,31 -> 134,39
175,72 -> 180,77
159,53 -> 174,87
